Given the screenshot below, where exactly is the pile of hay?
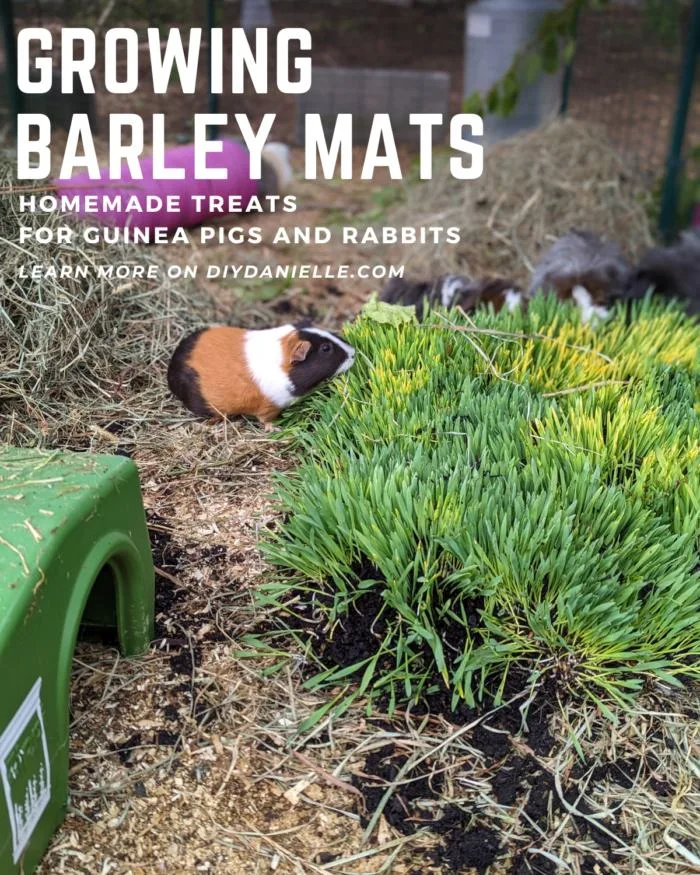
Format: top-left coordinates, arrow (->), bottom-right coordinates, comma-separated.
384,118 -> 655,284
0,160 -> 215,450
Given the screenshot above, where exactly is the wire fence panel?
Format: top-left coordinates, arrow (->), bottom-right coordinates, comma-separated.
566,1 -> 698,181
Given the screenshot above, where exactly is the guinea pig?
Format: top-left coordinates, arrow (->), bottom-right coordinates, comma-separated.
380,274 -> 524,319
529,230 -> 631,322
167,323 -> 355,429
621,231 -> 700,316
380,276 -> 435,318
456,276 -> 526,314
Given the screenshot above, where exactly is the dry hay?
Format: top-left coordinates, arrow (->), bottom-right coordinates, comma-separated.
384,118 -> 655,284
0,161 -> 215,449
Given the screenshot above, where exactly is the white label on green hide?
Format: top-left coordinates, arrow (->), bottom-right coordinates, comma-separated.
0,679 -> 51,863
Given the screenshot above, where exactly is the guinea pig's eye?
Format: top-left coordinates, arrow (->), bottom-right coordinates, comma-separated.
320,342 -> 333,353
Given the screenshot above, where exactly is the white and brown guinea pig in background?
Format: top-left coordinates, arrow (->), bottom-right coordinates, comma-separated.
529,230 -> 631,323
380,274 -> 524,319
167,323 -> 355,430
622,231 -> 700,316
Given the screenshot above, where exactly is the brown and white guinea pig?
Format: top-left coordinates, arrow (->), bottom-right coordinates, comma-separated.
167,323 -> 355,430
380,274 -> 524,320
621,231 -> 700,316
529,230 -> 631,323
459,276 -> 526,314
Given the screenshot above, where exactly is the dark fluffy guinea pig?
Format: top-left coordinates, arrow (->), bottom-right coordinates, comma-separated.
529,229 -> 631,322
621,231 -> 700,316
380,274 -> 524,319
380,276 -> 435,318
168,322 -> 355,429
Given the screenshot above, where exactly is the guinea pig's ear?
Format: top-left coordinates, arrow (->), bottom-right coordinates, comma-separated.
291,340 -> 312,362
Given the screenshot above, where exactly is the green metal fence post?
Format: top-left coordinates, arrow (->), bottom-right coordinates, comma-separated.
659,0 -> 700,242
560,7 -> 580,115
207,0 -> 219,139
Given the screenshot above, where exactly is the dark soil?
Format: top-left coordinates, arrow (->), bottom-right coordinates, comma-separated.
471,722 -> 511,759
349,727 -> 632,874
108,727 -> 180,766
352,743 -> 444,835
352,744 -> 505,873
510,854 -> 558,875
580,856 -> 603,875
90,515 -> 240,777
102,513 -> 236,760
149,510 -> 231,586
587,757 -> 640,790
526,709 -> 557,757
148,510 -> 232,641
435,825 -> 503,875
491,755 -> 528,806
317,587 -> 388,667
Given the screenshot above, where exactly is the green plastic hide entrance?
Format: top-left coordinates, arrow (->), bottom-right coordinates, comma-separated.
0,447 -> 155,874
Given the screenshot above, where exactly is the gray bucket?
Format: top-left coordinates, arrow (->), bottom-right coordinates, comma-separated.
241,0 -> 274,31
464,0 -> 566,143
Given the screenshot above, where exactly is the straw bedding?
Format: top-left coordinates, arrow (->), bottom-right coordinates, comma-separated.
383,118 -> 655,284
0,161 -> 219,452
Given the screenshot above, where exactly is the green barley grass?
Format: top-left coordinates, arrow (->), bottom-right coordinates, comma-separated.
255,296 -> 700,718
